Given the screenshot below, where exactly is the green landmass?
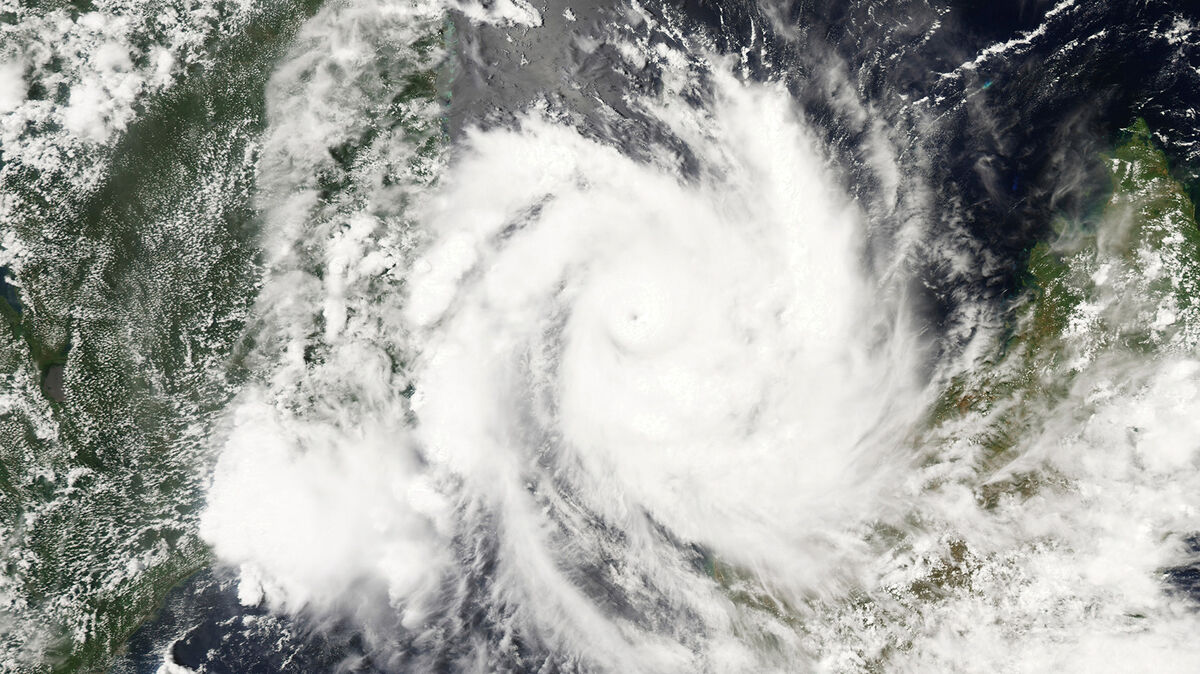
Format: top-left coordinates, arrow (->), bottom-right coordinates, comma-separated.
700,118 -> 1200,667
926,118 -> 1200,486
0,2 -> 322,670
0,1 -> 453,668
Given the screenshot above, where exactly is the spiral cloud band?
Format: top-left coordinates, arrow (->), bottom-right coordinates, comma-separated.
200,10 -> 925,666
195,1 -> 1200,672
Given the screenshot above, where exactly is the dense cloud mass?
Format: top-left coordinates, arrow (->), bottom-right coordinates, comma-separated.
4,0 -> 1200,672
204,46 -> 927,665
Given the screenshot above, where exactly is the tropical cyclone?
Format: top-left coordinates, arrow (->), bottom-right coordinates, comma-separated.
203,34 -> 927,666
5,0 -> 1200,672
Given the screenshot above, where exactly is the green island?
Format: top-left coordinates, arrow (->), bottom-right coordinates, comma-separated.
700,118 -> 1200,668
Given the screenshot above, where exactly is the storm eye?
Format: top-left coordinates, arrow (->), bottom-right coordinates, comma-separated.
592,266 -> 695,356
